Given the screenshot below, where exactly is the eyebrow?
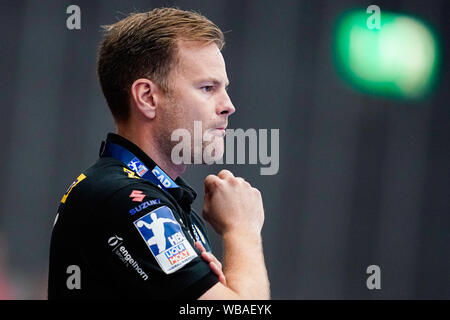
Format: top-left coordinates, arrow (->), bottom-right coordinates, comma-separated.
198,77 -> 230,87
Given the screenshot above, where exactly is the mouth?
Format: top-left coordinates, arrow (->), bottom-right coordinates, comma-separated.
215,123 -> 227,130
213,126 -> 227,137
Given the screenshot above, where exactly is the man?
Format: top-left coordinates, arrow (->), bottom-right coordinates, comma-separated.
48,7 -> 270,300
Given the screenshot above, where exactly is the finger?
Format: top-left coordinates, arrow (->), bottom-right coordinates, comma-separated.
235,177 -> 250,187
198,246 -> 224,274
217,169 -> 234,180
201,251 -> 213,263
209,262 -> 227,285
195,241 -> 206,253
204,175 -> 221,193
202,253 -> 223,274
198,247 -> 222,267
236,177 -> 251,187
200,251 -> 226,285
202,252 -> 224,278
206,252 -> 222,269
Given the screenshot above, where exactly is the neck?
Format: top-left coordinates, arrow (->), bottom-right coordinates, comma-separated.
117,124 -> 186,180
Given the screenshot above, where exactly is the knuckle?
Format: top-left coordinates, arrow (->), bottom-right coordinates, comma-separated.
205,174 -> 217,183
236,177 -> 245,184
217,169 -> 226,177
231,177 -> 243,186
213,179 -> 224,189
218,169 -> 234,179
205,175 -> 222,188
252,187 -> 261,196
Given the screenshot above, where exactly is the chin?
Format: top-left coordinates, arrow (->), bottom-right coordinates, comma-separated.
202,137 -> 224,164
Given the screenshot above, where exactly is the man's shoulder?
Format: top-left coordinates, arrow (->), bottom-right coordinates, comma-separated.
85,157 -> 144,186
60,157 -> 170,209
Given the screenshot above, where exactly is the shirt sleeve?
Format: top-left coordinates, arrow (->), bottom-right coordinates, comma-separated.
84,183 -> 219,300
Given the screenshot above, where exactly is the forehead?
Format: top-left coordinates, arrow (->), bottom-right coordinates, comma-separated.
172,40 -> 228,83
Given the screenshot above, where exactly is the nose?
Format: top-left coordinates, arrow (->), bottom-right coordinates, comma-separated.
216,90 -> 236,116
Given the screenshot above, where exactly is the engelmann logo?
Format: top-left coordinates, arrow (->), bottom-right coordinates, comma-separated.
171,121 -> 279,175
108,235 -> 149,281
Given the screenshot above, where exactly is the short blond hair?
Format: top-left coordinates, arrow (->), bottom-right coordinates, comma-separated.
97,8 -> 225,122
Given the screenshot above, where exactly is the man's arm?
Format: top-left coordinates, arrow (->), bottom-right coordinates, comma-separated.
199,233 -> 269,300
195,242 -> 227,285
198,170 -> 270,300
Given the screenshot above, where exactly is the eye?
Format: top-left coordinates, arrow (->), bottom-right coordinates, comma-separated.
201,85 -> 214,93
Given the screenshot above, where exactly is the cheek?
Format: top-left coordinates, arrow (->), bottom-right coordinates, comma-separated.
170,90 -> 215,131
158,101 -> 187,139
185,106 -> 213,132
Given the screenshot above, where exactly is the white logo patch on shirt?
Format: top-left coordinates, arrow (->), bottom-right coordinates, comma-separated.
134,206 -> 197,274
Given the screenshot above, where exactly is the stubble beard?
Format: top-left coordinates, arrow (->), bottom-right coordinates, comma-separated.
158,96 -> 225,165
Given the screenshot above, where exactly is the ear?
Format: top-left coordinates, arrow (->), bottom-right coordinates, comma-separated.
130,78 -> 162,120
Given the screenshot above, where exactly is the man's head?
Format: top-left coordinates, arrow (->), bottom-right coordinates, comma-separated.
97,8 -> 235,163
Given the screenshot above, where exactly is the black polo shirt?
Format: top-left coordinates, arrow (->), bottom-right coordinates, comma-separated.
48,133 -> 218,299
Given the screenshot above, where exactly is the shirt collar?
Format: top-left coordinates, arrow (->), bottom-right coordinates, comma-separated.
101,133 -> 197,206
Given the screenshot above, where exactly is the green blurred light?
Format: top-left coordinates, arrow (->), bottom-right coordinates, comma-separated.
333,10 -> 440,99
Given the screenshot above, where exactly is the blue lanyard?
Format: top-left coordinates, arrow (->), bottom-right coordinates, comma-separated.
100,141 -> 179,191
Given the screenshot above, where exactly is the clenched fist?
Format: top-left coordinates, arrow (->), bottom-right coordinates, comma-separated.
202,170 -> 265,236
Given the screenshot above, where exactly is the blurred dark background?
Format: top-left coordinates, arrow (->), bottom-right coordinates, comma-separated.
0,0 -> 448,299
